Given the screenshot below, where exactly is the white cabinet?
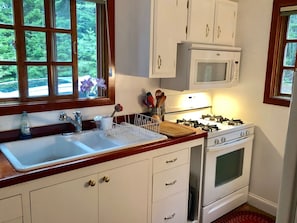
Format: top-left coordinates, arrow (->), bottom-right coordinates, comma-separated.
30,174 -> 98,223
0,195 -> 23,223
98,160 -> 149,223
116,0 -> 187,78
187,0 -> 238,46
152,149 -> 190,223
0,138 -> 205,223
30,160 -> 149,223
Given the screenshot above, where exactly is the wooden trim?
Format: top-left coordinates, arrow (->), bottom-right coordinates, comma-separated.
263,0 -> 296,107
0,0 -> 115,115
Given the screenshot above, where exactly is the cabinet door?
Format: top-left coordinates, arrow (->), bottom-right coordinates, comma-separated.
214,0 -> 238,45
30,174 -> 98,223
99,160 -> 149,223
187,0 -> 215,43
0,196 -> 22,223
152,0 -> 187,78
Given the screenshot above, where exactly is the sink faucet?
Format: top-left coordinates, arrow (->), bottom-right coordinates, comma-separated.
59,111 -> 82,133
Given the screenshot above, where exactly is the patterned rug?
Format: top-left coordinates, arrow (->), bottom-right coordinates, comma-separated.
214,210 -> 275,223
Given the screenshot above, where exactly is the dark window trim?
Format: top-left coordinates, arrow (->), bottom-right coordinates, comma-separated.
0,0 -> 115,116
263,0 -> 296,107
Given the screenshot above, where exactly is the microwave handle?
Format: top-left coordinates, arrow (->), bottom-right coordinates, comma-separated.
231,60 -> 240,82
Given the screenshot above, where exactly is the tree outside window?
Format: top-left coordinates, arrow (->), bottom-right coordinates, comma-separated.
0,0 -> 115,115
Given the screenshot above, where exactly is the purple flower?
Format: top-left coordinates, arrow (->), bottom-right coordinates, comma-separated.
95,78 -> 107,90
80,77 -> 107,96
80,78 -> 94,93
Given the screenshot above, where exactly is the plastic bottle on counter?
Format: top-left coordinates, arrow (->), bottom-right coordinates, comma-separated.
20,111 -> 32,139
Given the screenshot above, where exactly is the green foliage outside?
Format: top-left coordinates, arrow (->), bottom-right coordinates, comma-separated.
0,0 -> 98,93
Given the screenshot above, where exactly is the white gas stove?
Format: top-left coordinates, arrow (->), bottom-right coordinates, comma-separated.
166,111 -> 254,223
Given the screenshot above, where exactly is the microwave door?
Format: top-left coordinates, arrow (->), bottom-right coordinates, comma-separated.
193,60 -> 232,87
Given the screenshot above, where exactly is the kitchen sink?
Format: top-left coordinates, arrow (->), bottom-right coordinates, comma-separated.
67,130 -> 122,151
0,135 -> 94,172
0,126 -> 167,172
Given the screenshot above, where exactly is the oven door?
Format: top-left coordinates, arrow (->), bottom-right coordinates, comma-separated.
203,136 -> 254,206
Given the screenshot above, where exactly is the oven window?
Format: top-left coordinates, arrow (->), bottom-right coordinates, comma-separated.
215,148 -> 244,187
196,62 -> 227,82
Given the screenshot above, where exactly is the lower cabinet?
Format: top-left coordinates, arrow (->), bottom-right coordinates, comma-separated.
30,160 -> 149,223
0,195 -> 23,223
152,149 -> 191,223
98,160 -> 149,223
30,174 -> 98,223
0,138 -> 204,223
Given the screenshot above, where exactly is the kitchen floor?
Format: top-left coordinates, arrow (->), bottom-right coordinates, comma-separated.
212,203 -> 276,222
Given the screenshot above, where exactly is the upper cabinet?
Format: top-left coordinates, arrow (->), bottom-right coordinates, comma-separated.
186,0 -> 238,46
116,0 -> 188,78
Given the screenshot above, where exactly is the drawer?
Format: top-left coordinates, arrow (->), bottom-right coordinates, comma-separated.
153,164 -> 189,202
0,195 -> 22,222
152,191 -> 188,223
153,149 -> 189,173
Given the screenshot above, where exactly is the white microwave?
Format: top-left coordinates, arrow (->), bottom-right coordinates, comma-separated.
161,43 -> 241,91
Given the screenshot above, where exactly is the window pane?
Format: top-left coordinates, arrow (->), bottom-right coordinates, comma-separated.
0,65 -> 18,98
23,0 -> 45,27
25,31 -> 47,61
287,14 -> 297,40
283,43 -> 297,67
0,28 -> 16,61
27,66 -> 48,97
76,0 -> 97,77
53,33 -> 72,62
0,0 -> 14,25
54,66 -> 73,95
53,0 -> 71,29
280,69 -> 294,95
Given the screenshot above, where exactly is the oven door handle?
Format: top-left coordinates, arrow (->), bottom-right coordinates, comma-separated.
206,136 -> 253,152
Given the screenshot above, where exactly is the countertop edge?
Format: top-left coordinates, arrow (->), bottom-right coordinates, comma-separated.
0,131 -> 207,188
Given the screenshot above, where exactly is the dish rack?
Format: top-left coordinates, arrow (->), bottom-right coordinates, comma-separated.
106,114 -> 162,138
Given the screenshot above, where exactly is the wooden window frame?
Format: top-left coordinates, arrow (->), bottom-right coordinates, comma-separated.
264,0 -> 296,107
0,0 -> 115,116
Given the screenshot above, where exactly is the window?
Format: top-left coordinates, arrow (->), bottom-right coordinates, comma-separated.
0,0 -> 115,115
264,0 -> 297,107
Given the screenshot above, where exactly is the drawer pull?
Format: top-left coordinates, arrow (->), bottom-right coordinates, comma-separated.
165,158 -> 177,164
164,213 -> 175,220
165,180 -> 177,186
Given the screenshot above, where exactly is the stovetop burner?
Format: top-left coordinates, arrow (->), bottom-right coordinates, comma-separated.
201,114 -> 244,126
176,119 -> 220,132
176,114 -> 245,133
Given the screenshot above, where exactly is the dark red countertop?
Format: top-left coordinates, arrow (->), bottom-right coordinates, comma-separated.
0,129 -> 207,188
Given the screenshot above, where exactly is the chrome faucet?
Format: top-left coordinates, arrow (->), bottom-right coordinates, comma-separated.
59,111 -> 82,132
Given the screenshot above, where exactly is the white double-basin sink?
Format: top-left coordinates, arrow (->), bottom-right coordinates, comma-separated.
0,128 -> 167,172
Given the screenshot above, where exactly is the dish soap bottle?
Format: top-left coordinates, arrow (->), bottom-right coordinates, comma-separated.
20,111 -> 32,139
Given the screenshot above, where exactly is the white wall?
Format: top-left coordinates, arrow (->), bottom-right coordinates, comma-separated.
212,0 -> 289,215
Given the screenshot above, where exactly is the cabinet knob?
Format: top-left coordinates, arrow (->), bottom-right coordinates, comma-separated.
102,176 -> 110,183
164,213 -> 175,220
206,24 -> 210,37
157,55 -> 162,69
88,180 -> 96,187
217,26 -> 222,39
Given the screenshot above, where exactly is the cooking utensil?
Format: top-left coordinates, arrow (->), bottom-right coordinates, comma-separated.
146,92 -> 155,108
157,95 -> 166,108
111,104 -> 123,117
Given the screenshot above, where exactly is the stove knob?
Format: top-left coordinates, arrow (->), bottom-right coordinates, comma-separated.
240,131 -> 245,137
214,139 -> 220,145
221,137 -> 226,143
245,130 -> 249,136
